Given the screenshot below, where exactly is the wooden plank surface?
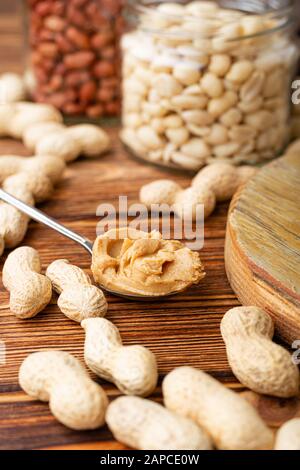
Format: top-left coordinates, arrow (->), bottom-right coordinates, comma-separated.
0,131 -> 238,450
0,2 -> 300,451
2,130 -> 300,451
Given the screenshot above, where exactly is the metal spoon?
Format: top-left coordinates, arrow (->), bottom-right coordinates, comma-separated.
0,188 -> 178,301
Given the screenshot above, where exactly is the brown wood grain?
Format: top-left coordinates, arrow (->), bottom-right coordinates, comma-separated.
1,131 -> 300,450
225,153 -> 300,344
0,2 -> 299,451
0,131 -> 236,450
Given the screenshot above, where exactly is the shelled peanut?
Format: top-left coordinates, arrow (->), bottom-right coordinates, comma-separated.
121,1 -> 297,170
26,0 -> 123,117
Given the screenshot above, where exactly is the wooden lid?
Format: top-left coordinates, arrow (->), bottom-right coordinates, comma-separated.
225,153 -> 300,344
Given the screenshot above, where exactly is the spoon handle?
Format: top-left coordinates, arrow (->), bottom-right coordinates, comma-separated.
0,189 -> 94,256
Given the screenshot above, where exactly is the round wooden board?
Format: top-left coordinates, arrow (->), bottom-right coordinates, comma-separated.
225,153 -> 300,345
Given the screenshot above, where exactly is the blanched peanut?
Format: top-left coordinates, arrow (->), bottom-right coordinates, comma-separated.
201,73 -> 224,98
181,138 -> 211,160
173,64 -> 201,86
151,118 -> 165,134
204,124 -> 228,146
143,102 -> 168,118
134,67 -> 153,86
171,151 -> 203,170
163,114 -> 183,128
166,127 -> 189,146
124,77 -> 148,97
171,94 -> 208,110
213,141 -> 240,159
154,73 -> 183,98
182,110 -> 214,126
123,113 -> 142,129
226,61 -> 254,83
220,108 -> 242,127
208,91 -> 238,118
137,126 -> 164,150
209,54 -> 231,77
187,124 -> 210,137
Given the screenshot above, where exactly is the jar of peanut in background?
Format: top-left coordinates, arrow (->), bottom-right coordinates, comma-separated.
121,0 -> 299,171
24,0 -> 123,119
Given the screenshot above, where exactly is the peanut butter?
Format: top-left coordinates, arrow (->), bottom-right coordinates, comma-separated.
91,228 -> 205,297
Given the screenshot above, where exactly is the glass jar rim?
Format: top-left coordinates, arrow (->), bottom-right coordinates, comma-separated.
125,0 -> 295,40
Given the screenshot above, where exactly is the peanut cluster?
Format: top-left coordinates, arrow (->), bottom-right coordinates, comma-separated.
121,1 -> 297,170
0,102 -> 110,255
0,102 -> 111,160
27,0 -> 123,117
140,162 -> 257,220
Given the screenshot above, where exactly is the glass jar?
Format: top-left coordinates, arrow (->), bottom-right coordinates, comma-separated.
121,0 -> 298,171
24,0 -> 124,119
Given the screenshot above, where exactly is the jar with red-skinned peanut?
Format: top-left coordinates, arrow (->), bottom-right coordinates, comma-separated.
24,0 -> 123,119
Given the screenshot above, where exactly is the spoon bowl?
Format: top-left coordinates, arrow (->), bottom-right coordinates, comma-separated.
0,189 -> 181,301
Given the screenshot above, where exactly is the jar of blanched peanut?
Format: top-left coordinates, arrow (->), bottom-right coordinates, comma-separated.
121,1 -> 298,171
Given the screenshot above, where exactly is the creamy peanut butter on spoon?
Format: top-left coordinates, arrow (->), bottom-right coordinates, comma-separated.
91,228 -> 205,297
0,190 -> 205,300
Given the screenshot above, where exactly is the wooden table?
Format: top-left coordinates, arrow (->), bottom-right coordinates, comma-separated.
0,3 -> 300,450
